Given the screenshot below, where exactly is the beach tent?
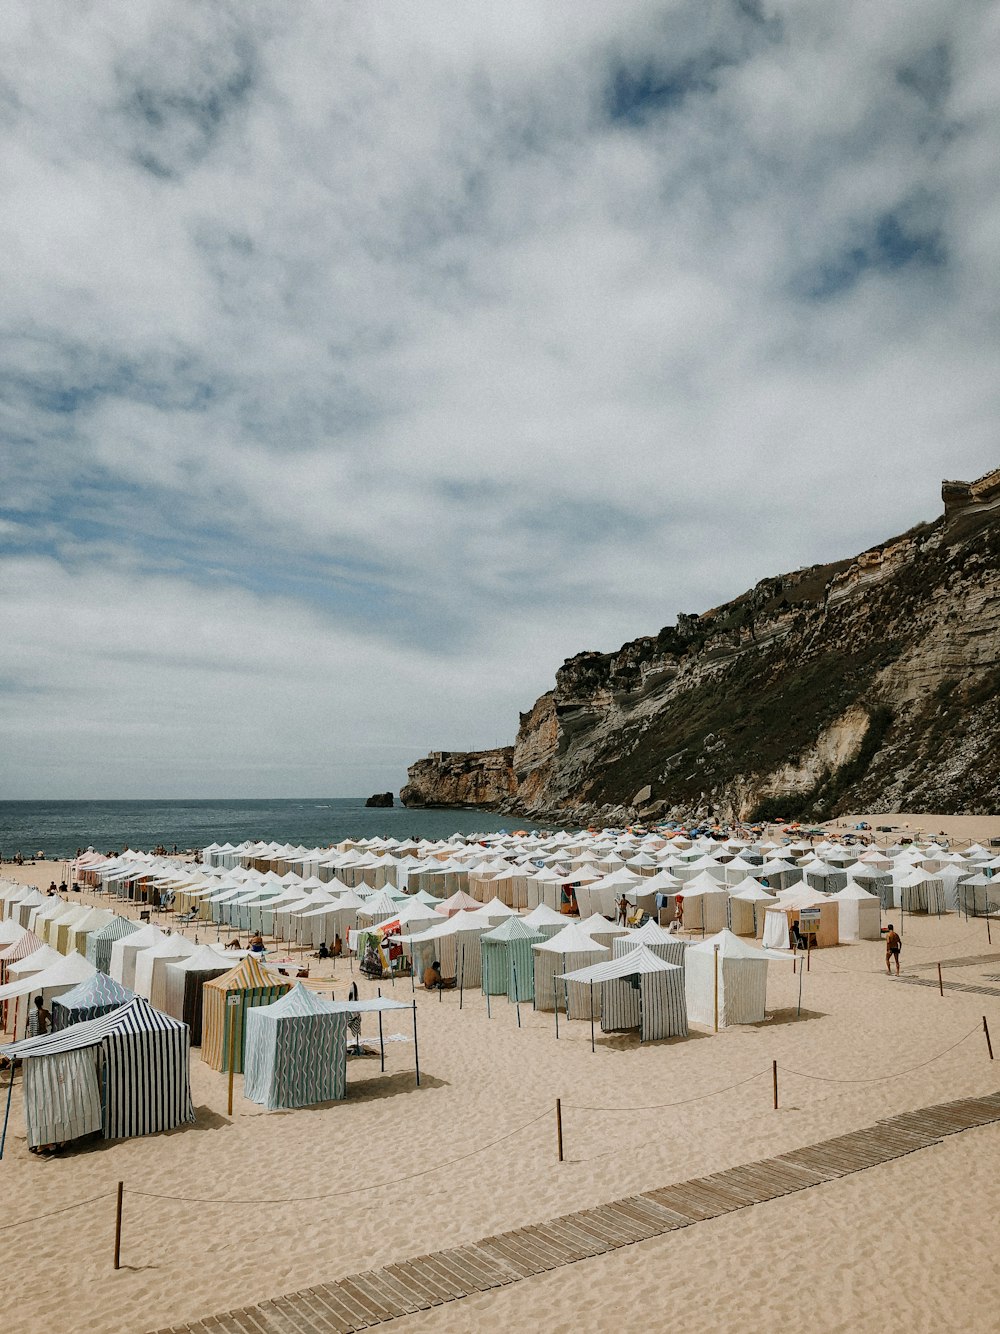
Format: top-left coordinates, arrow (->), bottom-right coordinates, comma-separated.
133,934 -> 196,1009
845,864 -> 894,909
611,918 -> 687,968
481,916 -> 544,1001
162,946 -> 233,1045
558,944 -> 687,1043
832,883 -> 882,941
685,930 -> 791,1028
533,924 -> 608,1018
0,929 -> 43,982
243,984 -> 349,1110
63,908 -> 116,957
201,955 -> 290,1073
577,913 -> 629,952
897,868 -> 947,915
763,891 -> 839,949
109,925 -> 166,989
0,950 -> 96,1039
50,906 -> 92,953
728,881 -> 779,938
51,973 -> 134,1031
14,890 -> 46,929
86,916 -> 140,974
522,903 -> 570,939
0,996 -> 194,1149
402,911 -> 490,988
956,872 -> 999,918
677,874 -> 730,934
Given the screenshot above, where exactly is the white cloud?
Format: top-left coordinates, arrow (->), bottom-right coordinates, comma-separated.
1,1 -> 999,795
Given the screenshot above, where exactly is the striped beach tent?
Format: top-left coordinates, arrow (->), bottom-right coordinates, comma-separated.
558,943 -> 688,1043
532,923 -> 608,1018
612,918 -> 687,968
243,984 -> 349,1110
685,929 -> 792,1028
162,946 -> 232,1045
86,916 -> 140,974
1,996 -> 194,1149
481,917 -> 543,1001
0,928 -> 43,982
64,908 -> 116,956
14,889 -> 45,929
201,955 -> 290,1073
51,972 -> 134,1030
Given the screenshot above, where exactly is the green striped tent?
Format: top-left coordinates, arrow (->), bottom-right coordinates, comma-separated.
85,916 -> 140,974
243,983 -> 348,1110
481,917 -> 543,1001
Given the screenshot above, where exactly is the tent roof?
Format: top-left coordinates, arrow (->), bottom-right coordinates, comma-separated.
52,971 -> 134,1012
835,882 -> 881,901
1,995 -> 186,1059
687,928 -> 793,962
558,943 -> 681,983
0,950 -> 96,1002
481,916 -> 544,944
522,904 -> 567,927
166,944 -> 237,972
248,981 -> 343,1020
533,923 -> 610,955
203,954 -> 288,992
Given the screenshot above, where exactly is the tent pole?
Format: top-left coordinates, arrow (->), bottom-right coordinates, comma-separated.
412,1001 -> 420,1087
484,949 -> 491,1019
0,1059 -> 15,1159
553,976 -> 559,1040
377,986 -> 384,1073
590,983 -> 595,1053
459,945 -> 465,1011
713,944 -> 719,1033
512,955 -> 521,1028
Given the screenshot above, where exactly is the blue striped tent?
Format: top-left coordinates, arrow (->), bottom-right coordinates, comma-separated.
51,972 -> 134,1030
1,996 -> 194,1149
85,916 -> 140,974
243,983 -> 348,1110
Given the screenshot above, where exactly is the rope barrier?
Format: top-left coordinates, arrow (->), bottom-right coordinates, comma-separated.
124,1107 -> 551,1207
0,1191 -> 111,1233
778,1024 -> 982,1084
562,1067 -> 769,1113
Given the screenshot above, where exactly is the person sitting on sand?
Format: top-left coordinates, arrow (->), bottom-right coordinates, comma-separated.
248,931 -> 265,954
884,923 -> 902,975
331,933 -> 343,957
423,960 -> 455,991
317,941 -> 330,959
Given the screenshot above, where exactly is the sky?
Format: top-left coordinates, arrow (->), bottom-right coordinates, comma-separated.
2,1 -> 998,799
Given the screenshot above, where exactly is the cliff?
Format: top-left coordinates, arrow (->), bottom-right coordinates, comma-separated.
402,470 -> 1000,824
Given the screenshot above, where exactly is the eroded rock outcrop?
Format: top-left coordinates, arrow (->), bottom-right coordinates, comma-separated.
402,472 -> 1000,822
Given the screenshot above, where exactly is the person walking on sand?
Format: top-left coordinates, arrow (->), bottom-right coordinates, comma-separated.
884,923 -> 901,975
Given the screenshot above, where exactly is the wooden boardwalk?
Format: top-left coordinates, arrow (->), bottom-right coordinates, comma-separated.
151,1091 -> 1000,1334
897,975 -> 1000,997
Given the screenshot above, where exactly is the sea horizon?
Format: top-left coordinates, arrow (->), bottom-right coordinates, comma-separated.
0,797 -> 523,861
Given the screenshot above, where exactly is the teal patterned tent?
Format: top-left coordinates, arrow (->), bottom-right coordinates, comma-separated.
51,972 -> 134,1031
480,916 -> 544,1001
243,983 -> 348,1110
85,916 -> 139,974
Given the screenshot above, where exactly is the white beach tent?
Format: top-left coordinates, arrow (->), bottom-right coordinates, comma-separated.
685,930 -> 792,1028
832,882 -> 882,941
0,950 -> 96,1039
133,934 -> 197,1009
897,868 -> 947,915
522,902 -> 570,939
677,873 -> 730,934
558,944 -> 687,1043
109,925 -> 166,989
611,918 -> 687,968
533,923 -> 607,1018
728,880 -> 779,938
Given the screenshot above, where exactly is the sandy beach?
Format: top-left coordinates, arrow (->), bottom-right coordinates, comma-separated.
2,822 -> 1000,1334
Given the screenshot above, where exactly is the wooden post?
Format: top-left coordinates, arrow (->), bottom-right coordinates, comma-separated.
227,995 -> 238,1117
806,934 -> 811,972
377,986 -> 385,1073
113,1180 -> 124,1270
984,1015 -> 994,1061
556,1097 -> 564,1162
412,1001 -> 420,1087
938,963 -> 944,997
772,1059 -> 778,1110
713,943 -> 720,1033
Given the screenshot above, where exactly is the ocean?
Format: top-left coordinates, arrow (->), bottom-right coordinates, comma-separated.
0,798 -> 521,862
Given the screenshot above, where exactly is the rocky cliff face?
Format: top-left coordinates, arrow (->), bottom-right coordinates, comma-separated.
402,471 -> 1000,824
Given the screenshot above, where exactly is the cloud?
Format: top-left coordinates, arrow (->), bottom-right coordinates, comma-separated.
1,1 -> 999,795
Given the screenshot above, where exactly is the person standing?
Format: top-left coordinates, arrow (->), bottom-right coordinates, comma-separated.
28,995 -> 51,1038
884,923 -> 902,975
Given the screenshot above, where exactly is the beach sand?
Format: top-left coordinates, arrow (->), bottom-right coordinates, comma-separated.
2,819 -> 999,1334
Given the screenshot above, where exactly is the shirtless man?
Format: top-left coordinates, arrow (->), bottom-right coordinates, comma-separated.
884,923 -> 901,975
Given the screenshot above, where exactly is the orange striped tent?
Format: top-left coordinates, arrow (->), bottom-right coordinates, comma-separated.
201,955 -> 290,1074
